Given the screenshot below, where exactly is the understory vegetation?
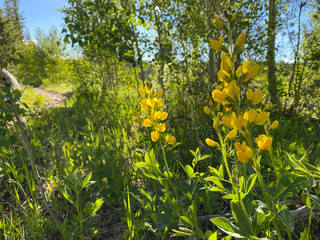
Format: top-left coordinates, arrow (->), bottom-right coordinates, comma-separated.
1,0 -> 320,239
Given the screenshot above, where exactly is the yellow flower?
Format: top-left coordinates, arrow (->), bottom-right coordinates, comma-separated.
246,89 -> 263,105
222,115 -> 232,127
204,106 -> 211,115
270,120 -> 279,130
141,99 -> 149,111
255,112 -> 269,125
224,80 -> 240,100
212,89 -> 227,104
225,129 -> 237,141
138,87 -> 146,95
247,64 -> 260,79
235,32 -> 246,51
236,61 -> 260,81
231,113 -> 247,130
255,134 -> 272,151
218,69 -> 230,82
243,109 -> 258,123
154,89 -> 164,97
155,123 -> 166,133
155,98 -> 163,108
144,118 -> 153,127
165,135 -> 176,145
231,12 -> 237,22
210,35 -> 224,51
220,53 -> 232,73
206,138 -> 220,148
151,131 -> 160,142
235,141 -> 253,163
154,111 -> 168,121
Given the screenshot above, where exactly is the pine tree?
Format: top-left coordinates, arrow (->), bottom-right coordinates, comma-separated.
0,0 -> 24,67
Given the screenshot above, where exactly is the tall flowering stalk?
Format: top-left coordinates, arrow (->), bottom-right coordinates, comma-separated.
205,13 -> 282,239
138,82 -> 177,197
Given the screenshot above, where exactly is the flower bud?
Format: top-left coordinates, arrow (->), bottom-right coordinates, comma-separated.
206,138 -> 220,148
270,120 -> 279,130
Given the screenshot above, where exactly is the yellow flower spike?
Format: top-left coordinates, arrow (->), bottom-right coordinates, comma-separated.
206,138 -> 220,148
256,134 -> 273,151
210,39 -> 223,51
265,104 -> 270,111
215,16 -> 225,29
144,118 -> 153,127
165,135 -> 176,145
138,87 -> 146,95
204,106 -> 211,115
246,89 -> 263,105
236,65 -> 243,78
141,99 -> 149,111
270,120 -> 279,130
155,123 -> 166,133
151,131 -> 160,142
235,32 -> 246,51
212,89 -> 227,104
246,64 -> 260,79
225,129 -> 237,141
154,89 -> 164,97
255,112 -> 269,125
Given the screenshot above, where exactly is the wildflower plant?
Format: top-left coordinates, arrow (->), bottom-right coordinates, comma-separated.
202,13 -> 300,239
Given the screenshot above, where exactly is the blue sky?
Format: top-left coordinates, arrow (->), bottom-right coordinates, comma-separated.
18,0 -> 69,39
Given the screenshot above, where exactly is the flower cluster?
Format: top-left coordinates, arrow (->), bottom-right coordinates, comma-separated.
139,83 -> 176,145
205,14 -> 279,165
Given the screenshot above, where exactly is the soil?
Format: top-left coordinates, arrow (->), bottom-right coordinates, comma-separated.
33,87 -> 72,108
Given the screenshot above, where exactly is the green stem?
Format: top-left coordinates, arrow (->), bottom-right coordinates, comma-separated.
159,140 -> 178,199
217,130 -> 253,234
246,135 -> 282,240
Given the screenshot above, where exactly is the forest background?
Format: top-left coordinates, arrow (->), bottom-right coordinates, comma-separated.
0,0 -> 320,239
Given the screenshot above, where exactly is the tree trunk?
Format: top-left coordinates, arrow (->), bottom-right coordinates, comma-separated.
266,0 -> 282,107
206,0 -> 217,84
152,0 -> 166,98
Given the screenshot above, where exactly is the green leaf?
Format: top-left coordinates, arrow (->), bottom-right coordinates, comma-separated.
83,201 -> 94,216
274,177 -> 307,200
230,202 -> 252,236
82,171 -> 92,188
180,216 -> 193,227
279,208 -> 295,231
299,227 -> 311,240
210,217 -> 249,238
245,174 -> 257,193
61,187 -> 73,203
309,194 -> 320,210
184,165 -> 194,178
135,162 -> 152,169
284,152 -> 311,176
172,227 -> 193,237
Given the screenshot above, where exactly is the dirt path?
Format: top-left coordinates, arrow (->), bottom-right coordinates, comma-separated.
33,87 -> 71,108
